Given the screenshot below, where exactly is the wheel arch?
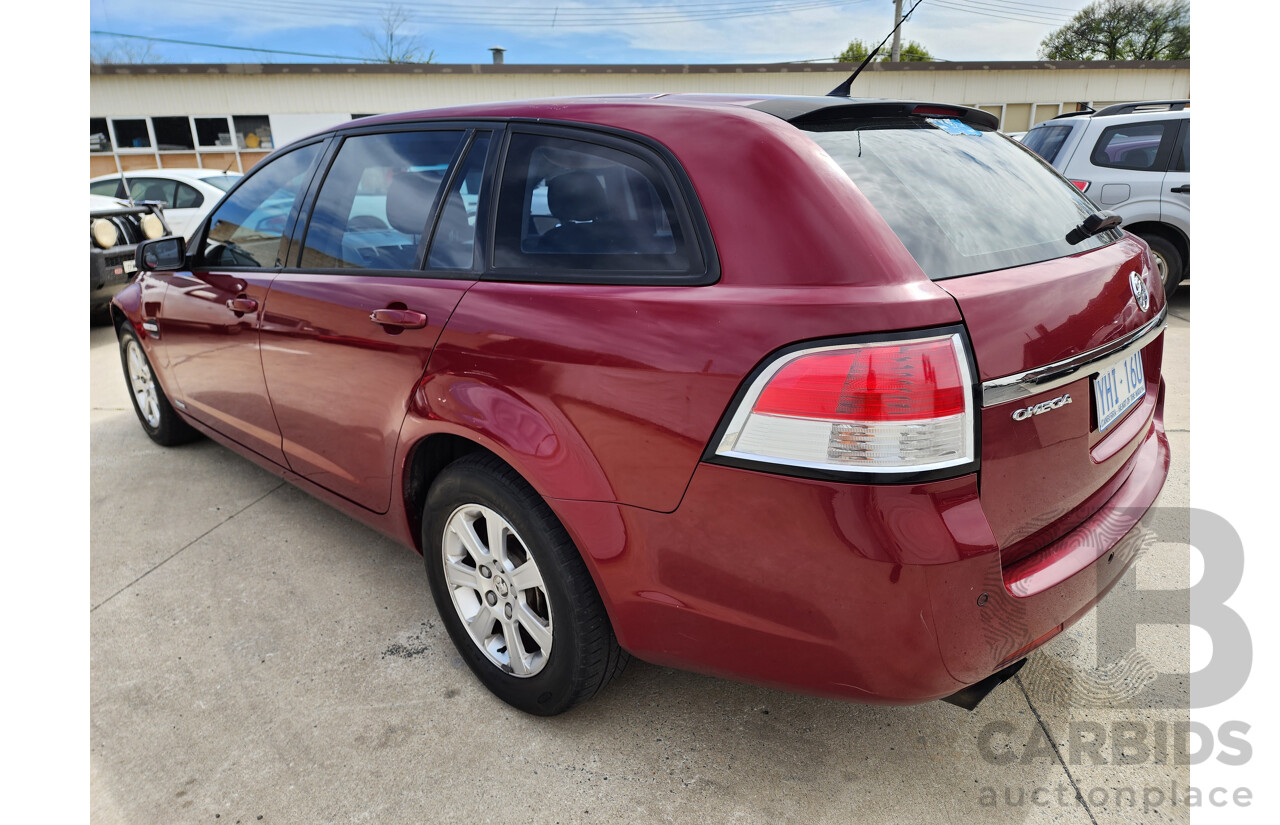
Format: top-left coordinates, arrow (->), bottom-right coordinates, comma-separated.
1124,221 -> 1189,274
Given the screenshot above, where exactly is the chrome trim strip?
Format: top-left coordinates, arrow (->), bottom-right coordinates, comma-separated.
982,306 -> 1168,408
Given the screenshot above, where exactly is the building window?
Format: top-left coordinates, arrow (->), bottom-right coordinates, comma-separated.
153,117 -> 195,150
111,119 -> 151,150
90,118 -> 112,152
194,117 -> 234,148
233,115 -> 273,150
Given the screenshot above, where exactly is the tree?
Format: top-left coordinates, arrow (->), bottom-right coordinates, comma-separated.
1038,0 -> 1189,60
361,4 -> 435,64
91,38 -> 161,64
836,38 -> 931,63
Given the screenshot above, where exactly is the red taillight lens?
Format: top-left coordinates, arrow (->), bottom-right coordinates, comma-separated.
1070,179 -> 1091,192
715,333 -> 976,474
752,339 -> 966,422
912,105 -> 963,118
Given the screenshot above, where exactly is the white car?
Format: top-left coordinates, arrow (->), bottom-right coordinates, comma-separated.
89,168 -> 242,239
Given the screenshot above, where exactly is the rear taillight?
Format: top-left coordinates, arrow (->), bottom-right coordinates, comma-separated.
714,333 -> 976,475
1069,179 -> 1091,192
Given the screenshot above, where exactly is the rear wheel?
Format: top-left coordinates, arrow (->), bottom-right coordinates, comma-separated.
423,453 -> 627,715
1137,232 -> 1183,300
118,325 -> 200,446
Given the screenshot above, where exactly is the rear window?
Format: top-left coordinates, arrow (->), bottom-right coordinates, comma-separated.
203,175 -> 241,192
1021,124 -> 1073,164
807,119 -> 1119,280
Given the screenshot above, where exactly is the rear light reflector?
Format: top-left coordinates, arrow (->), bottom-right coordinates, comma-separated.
715,333 -> 975,474
1069,179 -> 1091,192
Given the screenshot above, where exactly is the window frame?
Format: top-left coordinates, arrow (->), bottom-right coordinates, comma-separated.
192,137 -> 332,273
483,121 -> 719,287
1167,119 -> 1190,173
284,122 -> 495,279
1089,118 -> 1180,172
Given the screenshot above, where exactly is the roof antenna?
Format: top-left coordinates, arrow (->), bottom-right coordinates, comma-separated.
828,0 -> 926,97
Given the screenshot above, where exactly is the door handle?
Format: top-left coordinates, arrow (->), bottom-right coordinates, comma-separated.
1170,184 -> 1190,194
370,308 -> 428,329
226,297 -> 258,313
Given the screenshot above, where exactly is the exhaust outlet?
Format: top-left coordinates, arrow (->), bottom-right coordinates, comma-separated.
941,658 -> 1027,711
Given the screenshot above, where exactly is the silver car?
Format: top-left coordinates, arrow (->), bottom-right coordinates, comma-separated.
1022,101 -> 1189,297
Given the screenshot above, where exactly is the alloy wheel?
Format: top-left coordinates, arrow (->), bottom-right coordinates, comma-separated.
125,338 -> 161,429
441,503 -> 553,677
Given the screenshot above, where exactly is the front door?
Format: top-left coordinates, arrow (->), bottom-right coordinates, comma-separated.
157,141 -> 326,465
260,128 -> 494,512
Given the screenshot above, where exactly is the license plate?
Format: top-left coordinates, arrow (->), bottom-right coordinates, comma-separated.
1093,350 -> 1145,432
123,259 -> 137,274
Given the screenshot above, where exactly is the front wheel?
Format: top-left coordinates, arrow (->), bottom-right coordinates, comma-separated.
118,324 -> 200,446
423,453 -> 628,715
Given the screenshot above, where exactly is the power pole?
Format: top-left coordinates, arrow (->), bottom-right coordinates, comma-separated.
890,0 -> 903,62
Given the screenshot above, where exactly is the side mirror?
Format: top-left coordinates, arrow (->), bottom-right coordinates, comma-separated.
136,236 -> 186,272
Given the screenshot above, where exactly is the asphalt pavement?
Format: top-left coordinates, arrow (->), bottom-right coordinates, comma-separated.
91,285 -> 1192,824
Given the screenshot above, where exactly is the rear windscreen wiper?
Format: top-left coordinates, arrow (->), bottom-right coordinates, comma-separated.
1066,210 -> 1122,245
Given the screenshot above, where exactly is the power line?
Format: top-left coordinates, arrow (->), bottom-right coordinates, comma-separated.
936,0 -> 1072,22
929,0 -> 1067,26
90,30 -> 369,61
181,0 -> 868,27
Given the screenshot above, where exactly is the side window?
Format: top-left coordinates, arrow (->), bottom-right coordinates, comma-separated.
130,177 -> 177,206
493,132 -> 702,277
427,133 -> 491,270
1090,121 -> 1175,171
299,130 -> 466,270
174,183 -> 204,209
1169,121 -> 1189,173
90,179 -> 122,198
202,142 -> 322,269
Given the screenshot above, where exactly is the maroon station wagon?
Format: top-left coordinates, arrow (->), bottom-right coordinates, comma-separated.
113,95 -> 1169,715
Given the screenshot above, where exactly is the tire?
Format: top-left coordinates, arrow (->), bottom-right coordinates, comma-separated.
423,453 -> 628,715
1137,232 -> 1184,300
118,324 -> 201,446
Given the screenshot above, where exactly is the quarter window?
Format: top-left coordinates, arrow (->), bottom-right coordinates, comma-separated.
300,130 -> 467,270
427,134 -> 491,271
492,132 -> 701,277
202,142 -> 323,269
1090,121 -> 1175,171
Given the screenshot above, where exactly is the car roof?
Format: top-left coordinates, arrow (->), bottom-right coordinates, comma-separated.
337,94 -> 1000,133
90,168 -> 242,182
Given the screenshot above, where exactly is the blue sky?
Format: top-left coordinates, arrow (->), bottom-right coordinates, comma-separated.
89,0 -> 1098,65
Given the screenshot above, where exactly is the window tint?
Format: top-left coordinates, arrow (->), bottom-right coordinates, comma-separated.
174,183 -> 204,209
202,142 -> 322,269
129,178 -> 176,205
1170,121 -> 1189,172
428,134 -> 491,270
1021,124 -> 1073,164
493,132 -> 700,276
90,179 -> 121,198
1090,122 -> 1172,171
300,130 -> 466,270
808,119 -> 1120,281
203,175 -> 241,192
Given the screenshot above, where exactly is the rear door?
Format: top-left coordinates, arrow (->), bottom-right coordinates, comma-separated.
259,126 -> 495,513
1161,119 -> 1190,236
1076,118 -> 1180,219
806,115 -> 1166,562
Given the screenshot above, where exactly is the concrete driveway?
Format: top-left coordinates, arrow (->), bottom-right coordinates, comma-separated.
91,286 -> 1192,824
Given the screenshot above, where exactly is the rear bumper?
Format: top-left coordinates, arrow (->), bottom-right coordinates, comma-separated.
550,393 -> 1169,704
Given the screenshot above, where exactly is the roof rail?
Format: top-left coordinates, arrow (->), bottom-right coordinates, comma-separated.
1093,100 -> 1189,117
1051,107 -> 1096,120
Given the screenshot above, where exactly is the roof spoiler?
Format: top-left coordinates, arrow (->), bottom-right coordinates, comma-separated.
749,98 -> 1000,132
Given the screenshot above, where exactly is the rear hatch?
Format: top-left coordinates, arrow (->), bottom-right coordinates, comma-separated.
802,105 -> 1167,573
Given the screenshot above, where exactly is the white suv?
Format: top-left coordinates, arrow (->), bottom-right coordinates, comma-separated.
1022,101 -> 1189,297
